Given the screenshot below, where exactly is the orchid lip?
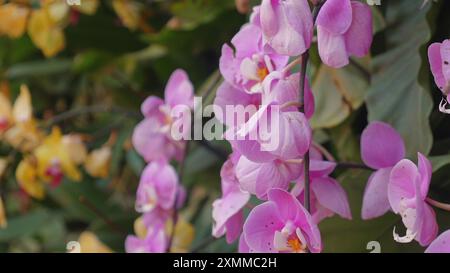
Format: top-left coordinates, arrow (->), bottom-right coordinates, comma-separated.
274,222 -> 307,253
393,226 -> 417,244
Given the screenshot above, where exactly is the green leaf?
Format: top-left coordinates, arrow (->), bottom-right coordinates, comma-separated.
311,63 -> 369,129
366,0 -> 433,157
0,209 -> 50,242
5,59 -> 72,79
430,154 -> 450,172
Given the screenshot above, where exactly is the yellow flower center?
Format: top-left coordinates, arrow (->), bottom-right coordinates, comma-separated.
287,236 -> 304,253
256,66 -> 269,82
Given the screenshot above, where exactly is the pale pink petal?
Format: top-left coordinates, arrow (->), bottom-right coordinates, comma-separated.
132,118 -> 177,162
312,177 -> 352,220
212,190 -> 249,238
428,42 -> 446,91
219,44 -> 240,86
388,159 -> 419,213
361,168 -> 392,219
243,202 -> 283,252
235,156 -> 261,195
141,96 -> 164,118
164,69 -> 194,108
418,153 -> 432,199
213,82 -> 260,126
254,161 -> 295,199
261,0 -> 312,56
308,160 -> 336,179
261,110 -> 311,159
344,1 -> 373,57
425,230 -> 450,253
225,210 -> 245,244
316,0 -> 352,34
231,23 -> 262,59
441,40 -> 450,86
417,203 -> 438,247
361,121 -> 405,169
267,188 -> 301,221
239,233 -> 253,253
317,26 -> 349,68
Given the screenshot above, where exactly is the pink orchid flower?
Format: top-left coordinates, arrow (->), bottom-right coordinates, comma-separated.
212,152 -> 250,243
388,153 -> 438,246
235,154 -> 302,199
360,121 -> 405,219
243,188 -> 322,253
260,0 -> 313,56
227,73 -> 313,163
238,233 -> 254,253
428,40 -> 450,113
132,69 -> 193,162
316,0 -> 373,68
125,227 -> 167,253
220,7 -> 288,94
293,148 -> 352,223
425,230 -> 450,253
135,160 -> 179,213
262,72 -> 315,119
213,81 -> 261,127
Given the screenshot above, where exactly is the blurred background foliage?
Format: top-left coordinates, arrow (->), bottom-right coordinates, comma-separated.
0,0 -> 449,253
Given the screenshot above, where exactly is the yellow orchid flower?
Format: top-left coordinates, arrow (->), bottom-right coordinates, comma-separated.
27,8 -> 65,57
0,196 -> 6,229
84,146 -> 112,178
3,120 -> 43,152
34,127 -> 82,186
0,3 -> 30,38
167,217 -> 195,253
0,92 -> 12,133
16,157 -> 45,200
74,0 -> 99,15
1,85 -> 43,151
62,134 -> 87,165
131,215 -> 195,253
77,231 -> 112,253
134,216 -> 148,239
12,85 -> 32,123
112,0 -> 142,31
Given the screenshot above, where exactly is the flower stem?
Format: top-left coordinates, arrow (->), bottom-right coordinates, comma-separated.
166,140 -> 190,253
79,196 -> 127,236
426,197 -> 450,212
300,0 -> 326,213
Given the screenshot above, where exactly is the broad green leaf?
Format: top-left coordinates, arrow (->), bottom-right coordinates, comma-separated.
430,154 -> 450,172
366,0 -> 433,157
169,0 -> 236,30
311,63 -> 369,129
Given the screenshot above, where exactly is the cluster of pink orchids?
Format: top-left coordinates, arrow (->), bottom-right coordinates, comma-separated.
125,69 -> 194,252
125,0 -> 450,253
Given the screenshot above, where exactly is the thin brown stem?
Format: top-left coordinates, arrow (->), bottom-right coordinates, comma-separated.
300,1 -> 325,213
426,198 -> 450,212
44,105 -> 141,128
79,196 -> 127,236
166,141 -> 190,252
